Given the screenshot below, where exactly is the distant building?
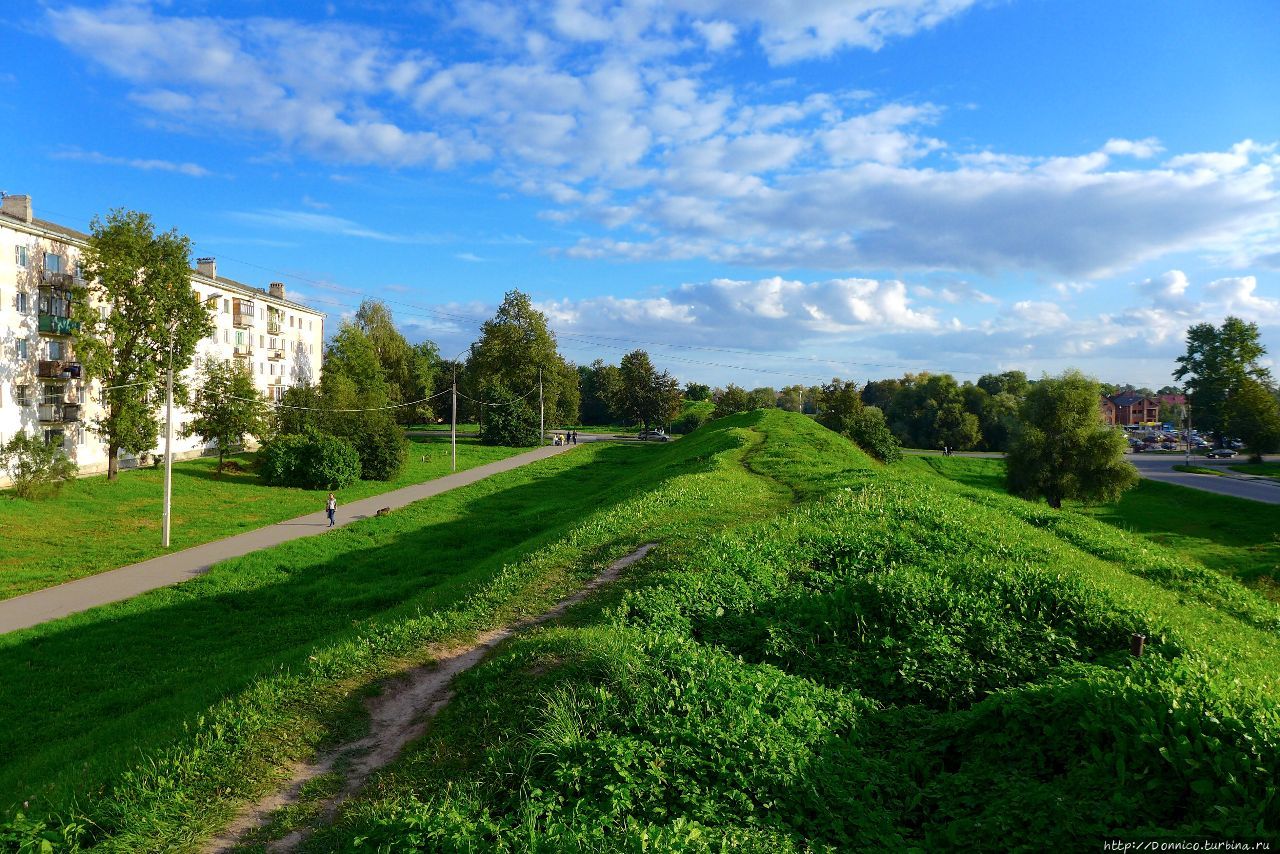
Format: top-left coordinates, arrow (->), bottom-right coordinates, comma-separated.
1105,391 -> 1161,426
1,193 -> 325,484
1099,396 -> 1118,426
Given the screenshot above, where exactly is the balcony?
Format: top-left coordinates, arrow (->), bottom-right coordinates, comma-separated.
267,347 -> 285,361
38,403 -> 81,423
41,270 -> 77,287
38,314 -> 80,336
233,312 -> 255,328
266,319 -> 282,334
37,360 -> 82,379
232,345 -> 253,359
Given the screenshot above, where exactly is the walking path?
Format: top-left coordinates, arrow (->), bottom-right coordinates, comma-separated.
0,442 -> 577,635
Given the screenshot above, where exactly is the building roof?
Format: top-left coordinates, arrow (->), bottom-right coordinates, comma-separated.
2,204 -> 323,318
1109,393 -> 1153,407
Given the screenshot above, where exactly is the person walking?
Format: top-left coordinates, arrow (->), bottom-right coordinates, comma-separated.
571,430 -> 577,445
326,492 -> 337,527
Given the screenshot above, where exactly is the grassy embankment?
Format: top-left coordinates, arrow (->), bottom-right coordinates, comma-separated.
0,416 -> 788,849
912,455 -> 1280,591
0,435 -> 524,599
1232,462 -> 1280,478
296,412 -> 1280,850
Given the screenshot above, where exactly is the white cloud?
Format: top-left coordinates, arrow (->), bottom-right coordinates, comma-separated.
50,147 -> 210,177
1137,270 -> 1190,299
1204,275 -> 1280,321
1102,137 -> 1163,159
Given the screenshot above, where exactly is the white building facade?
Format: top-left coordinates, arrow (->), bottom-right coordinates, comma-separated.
0,194 -> 325,483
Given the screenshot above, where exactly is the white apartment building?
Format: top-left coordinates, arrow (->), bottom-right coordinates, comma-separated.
0,194 -> 325,482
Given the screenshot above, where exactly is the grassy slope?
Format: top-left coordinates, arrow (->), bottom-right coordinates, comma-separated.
0,435 -> 523,599
910,455 -> 1280,590
0,414 -> 787,849
308,412 -> 1280,850
1232,462 -> 1280,478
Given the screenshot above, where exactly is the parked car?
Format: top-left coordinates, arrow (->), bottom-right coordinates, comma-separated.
637,429 -> 670,442
1205,448 -> 1237,458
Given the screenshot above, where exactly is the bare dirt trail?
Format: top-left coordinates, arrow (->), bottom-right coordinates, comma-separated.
204,542 -> 657,853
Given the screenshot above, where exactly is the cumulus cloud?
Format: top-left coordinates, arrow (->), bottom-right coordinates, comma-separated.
1204,275 -> 1280,321
46,3 -> 1280,281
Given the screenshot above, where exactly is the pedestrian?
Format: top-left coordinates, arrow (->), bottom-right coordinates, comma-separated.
326,492 -> 337,527
571,430 -> 577,445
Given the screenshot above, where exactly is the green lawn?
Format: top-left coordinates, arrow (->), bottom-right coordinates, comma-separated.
406,422 -> 480,432
908,455 -> 1280,590
0,418 -> 785,848
0,436 -> 525,599
1231,462 -> 1280,478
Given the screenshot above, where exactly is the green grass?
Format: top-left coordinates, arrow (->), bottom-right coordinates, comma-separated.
306,412 -> 1280,850
909,455 -> 1280,591
1231,462 -> 1280,478
1173,464 -> 1225,475
0,413 -> 787,849
0,436 -> 525,599
405,422 -> 480,432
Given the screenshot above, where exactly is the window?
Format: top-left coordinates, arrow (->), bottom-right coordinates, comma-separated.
16,339 -> 27,360
223,330 -> 229,343
269,363 -> 275,375
44,429 -> 65,448
48,340 -> 66,360
14,245 -> 29,268
100,305 -> 109,320
308,320 -> 313,331
259,335 -> 264,348
259,363 -> 264,374
42,383 -> 63,405
259,306 -> 265,319
16,291 -> 27,313
15,385 -> 29,406
289,316 -> 295,328
44,253 -> 63,274
223,299 -> 230,314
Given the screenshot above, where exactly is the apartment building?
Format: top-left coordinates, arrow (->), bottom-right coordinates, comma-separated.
1,194 -> 324,481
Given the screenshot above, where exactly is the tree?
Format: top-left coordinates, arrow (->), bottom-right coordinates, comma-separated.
0,431 -> 78,499
1174,317 -> 1272,443
712,384 -> 753,419
320,323 -> 406,481
478,382 -> 541,446
353,300 -> 438,424
1226,378 -> 1280,463
817,378 -> 902,462
579,360 -> 622,425
684,382 -> 712,402
466,290 -> 579,426
277,382 -> 323,436
1006,370 -> 1138,509
861,378 -> 903,411
977,370 -> 1029,399
748,387 -> 777,410
181,359 -> 271,473
612,350 -> 681,430
72,209 -> 215,479
777,385 -> 806,413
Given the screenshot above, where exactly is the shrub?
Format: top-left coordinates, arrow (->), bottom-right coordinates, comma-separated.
479,384 -> 541,447
846,406 -> 901,463
347,413 -> 407,481
258,430 -> 361,489
670,407 -> 710,435
0,432 -> 78,499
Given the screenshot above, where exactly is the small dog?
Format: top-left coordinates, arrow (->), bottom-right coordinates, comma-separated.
375,507 -> 392,517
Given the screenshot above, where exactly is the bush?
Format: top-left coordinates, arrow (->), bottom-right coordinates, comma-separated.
670,407 -> 710,435
347,414 -> 407,481
258,430 -> 361,489
0,432 -> 78,499
479,384 -> 541,447
846,406 -> 902,463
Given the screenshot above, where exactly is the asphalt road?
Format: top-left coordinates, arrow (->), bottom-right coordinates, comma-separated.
1126,455 -> 1280,504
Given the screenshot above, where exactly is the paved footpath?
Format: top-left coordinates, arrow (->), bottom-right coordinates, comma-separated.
0,442 -> 576,636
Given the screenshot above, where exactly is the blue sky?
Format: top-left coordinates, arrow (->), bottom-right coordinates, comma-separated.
3,0 -> 1279,388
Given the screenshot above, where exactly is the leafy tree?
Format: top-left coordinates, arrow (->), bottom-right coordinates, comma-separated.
1226,378 -> 1280,463
277,382 -> 323,435
579,360 -> 622,425
1174,317 -> 1272,442
817,378 -> 902,462
1006,370 -> 1138,509
861,378 -> 903,411
352,300 -> 438,424
72,209 -> 215,479
748,387 -> 777,410
612,350 -> 681,430
978,391 -> 1021,451
886,373 -> 980,450
977,370 -> 1029,398
684,382 -> 712,402
406,341 -> 441,426
0,431 -> 78,499
320,323 -> 406,480
181,359 -> 271,473
466,290 -> 579,426
777,385 -> 806,413
712,384 -> 753,419
478,382 -> 541,447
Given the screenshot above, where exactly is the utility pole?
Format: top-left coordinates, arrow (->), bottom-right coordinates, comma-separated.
1184,401 -> 1192,467
538,366 -> 545,444
161,334 -> 174,548
451,368 -> 457,472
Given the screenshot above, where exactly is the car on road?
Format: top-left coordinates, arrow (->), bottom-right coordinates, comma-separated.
1205,448 -> 1238,458
637,429 -> 670,442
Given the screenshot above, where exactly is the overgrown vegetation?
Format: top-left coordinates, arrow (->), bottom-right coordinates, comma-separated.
308,412 -> 1280,849
258,428 -> 363,489
5,412 -> 1278,849
0,432 -> 78,500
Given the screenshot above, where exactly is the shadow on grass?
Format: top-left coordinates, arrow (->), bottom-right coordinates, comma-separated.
0,442 -> 681,813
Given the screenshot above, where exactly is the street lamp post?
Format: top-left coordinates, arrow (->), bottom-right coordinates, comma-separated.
161,329 -> 175,548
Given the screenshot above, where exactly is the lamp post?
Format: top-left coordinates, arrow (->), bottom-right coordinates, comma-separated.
161,326 -> 175,548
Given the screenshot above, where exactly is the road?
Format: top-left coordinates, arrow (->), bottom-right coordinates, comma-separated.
0,440 -> 599,635
1127,455 -> 1280,504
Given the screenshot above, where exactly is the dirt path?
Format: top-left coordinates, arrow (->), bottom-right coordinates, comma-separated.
204,542 -> 657,853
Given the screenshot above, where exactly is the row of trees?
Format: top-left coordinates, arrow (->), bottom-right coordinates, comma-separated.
578,351 -> 682,430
